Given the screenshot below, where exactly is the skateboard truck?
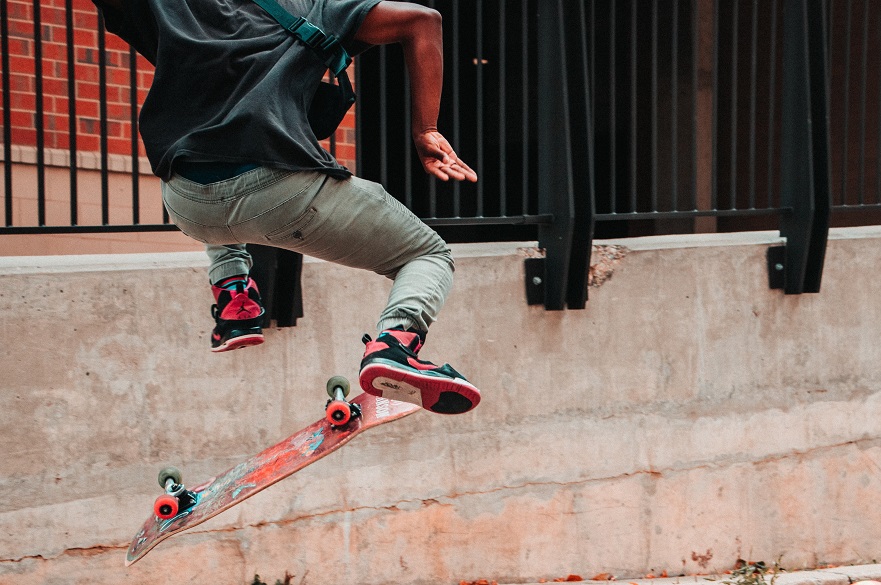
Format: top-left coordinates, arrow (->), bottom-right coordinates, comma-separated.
153,466 -> 197,520
324,375 -> 361,427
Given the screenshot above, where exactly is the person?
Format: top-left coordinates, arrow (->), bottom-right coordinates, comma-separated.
91,0 -> 481,414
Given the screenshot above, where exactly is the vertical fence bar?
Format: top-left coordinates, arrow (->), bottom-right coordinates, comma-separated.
767,0 -> 779,208
772,0 -> 831,294
130,48 -> 140,224
475,0 -> 484,217
629,0 -> 637,212
521,0 -> 529,216
876,6 -> 881,204
840,0 -> 851,204
651,0 -> 658,211
403,67 -> 412,209
671,0 -> 679,210
690,0 -> 698,211
498,0 -> 506,216
97,16 -> 109,224
378,44 -> 388,187
33,0 -> 46,225
711,0 -> 719,211
609,0 -> 617,214
66,0 -> 79,225
748,0 -> 758,209
451,0 -> 460,216
535,0 -> 574,310
566,0 -> 595,309
858,0 -> 868,204
1,0 -> 12,225
427,0 -> 436,209
728,1 -> 739,210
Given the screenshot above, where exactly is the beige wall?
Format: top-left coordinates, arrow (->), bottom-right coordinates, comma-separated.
1,229 -> 881,585
0,152 -> 202,256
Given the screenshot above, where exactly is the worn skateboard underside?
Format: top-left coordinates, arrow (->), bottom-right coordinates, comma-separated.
126,393 -> 419,566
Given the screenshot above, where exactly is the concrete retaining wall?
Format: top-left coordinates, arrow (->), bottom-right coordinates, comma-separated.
2,228 -> 881,585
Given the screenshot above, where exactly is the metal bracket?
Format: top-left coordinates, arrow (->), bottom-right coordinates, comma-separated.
524,258 -> 546,306
767,246 -> 786,290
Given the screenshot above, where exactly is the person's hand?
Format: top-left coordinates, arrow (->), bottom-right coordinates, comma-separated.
413,130 -> 478,182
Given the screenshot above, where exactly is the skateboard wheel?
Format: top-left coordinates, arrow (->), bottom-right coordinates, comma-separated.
326,400 -> 352,426
154,494 -> 179,519
326,375 -> 350,399
158,466 -> 183,489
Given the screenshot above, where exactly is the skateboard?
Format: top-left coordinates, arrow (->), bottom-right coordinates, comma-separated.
125,376 -> 420,566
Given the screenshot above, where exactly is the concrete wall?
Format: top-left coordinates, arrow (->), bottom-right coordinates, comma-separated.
1,228 -> 881,585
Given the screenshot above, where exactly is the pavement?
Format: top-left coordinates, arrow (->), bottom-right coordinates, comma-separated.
503,564 -> 881,585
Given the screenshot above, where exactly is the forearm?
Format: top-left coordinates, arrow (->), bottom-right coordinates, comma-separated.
399,11 -> 443,138
354,3 -> 444,137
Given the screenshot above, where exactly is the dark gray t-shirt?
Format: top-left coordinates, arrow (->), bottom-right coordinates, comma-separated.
93,0 -> 381,180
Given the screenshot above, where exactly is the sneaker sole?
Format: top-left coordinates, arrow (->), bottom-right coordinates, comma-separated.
359,362 -> 481,415
211,333 -> 265,353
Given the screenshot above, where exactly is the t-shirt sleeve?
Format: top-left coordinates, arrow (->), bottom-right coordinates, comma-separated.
91,0 -> 159,64
317,0 -> 384,56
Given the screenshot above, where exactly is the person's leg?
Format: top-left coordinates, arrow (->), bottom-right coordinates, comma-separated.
242,174 -> 479,414
161,173 -> 273,353
204,247 -> 265,352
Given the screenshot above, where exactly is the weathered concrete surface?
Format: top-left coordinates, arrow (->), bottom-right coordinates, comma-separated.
1,228 -> 881,585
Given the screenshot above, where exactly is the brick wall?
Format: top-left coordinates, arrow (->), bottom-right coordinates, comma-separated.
2,0 -> 357,173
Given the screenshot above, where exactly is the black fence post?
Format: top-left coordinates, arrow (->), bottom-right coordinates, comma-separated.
247,245 -> 304,327
770,0 -> 831,294
533,0 -> 594,310
562,0 -> 595,310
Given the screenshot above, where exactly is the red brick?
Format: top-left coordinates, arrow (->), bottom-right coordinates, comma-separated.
75,80 -> 100,100
105,35 -> 129,52
11,127 -> 37,144
41,42 -> 67,62
73,29 -> 96,47
76,46 -> 98,65
9,110 -> 35,128
9,55 -> 36,75
49,131 -> 70,150
335,143 -> 356,162
48,95 -> 70,115
11,92 -> 36,111
10,73 -> 34,92
8,2 -> 32,20
7,18 -> 36,39
41,6 -> 67,26
75,100 -> 99,118
76,134 -> 99,151
73,9 -> 98,29
42,77 -> 68,96
7,37 -> 32,57
108,137 -> 132,155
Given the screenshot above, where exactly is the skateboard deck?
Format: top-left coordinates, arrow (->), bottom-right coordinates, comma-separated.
126,390 -> 419,566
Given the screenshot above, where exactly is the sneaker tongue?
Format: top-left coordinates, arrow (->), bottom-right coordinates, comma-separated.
385,329 -> 422,353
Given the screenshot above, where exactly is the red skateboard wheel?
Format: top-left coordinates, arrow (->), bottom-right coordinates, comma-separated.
325,400 -> 352,426
154,494 -> 179,520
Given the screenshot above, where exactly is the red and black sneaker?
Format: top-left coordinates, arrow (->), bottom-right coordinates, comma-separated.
359,327 -> 481,414
210,277 -> 265,352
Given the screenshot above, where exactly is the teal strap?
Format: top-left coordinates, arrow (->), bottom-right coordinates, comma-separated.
250,0 -> 352,76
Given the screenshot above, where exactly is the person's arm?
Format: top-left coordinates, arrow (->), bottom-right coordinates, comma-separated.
354,2 -> 476,182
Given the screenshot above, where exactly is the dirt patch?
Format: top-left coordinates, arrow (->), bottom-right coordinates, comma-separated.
589,245 -> 629,287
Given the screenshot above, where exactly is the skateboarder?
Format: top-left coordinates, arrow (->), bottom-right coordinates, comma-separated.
92,0 -> 481,414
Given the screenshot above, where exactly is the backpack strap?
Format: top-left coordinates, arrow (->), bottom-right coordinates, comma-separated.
249,0 -> 352,76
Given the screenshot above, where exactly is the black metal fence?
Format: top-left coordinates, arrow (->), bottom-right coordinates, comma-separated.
2,0 -> 881,307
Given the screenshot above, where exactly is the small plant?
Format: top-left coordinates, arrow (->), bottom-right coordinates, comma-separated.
712,558 -> 785,585
251,571 -> 294,585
